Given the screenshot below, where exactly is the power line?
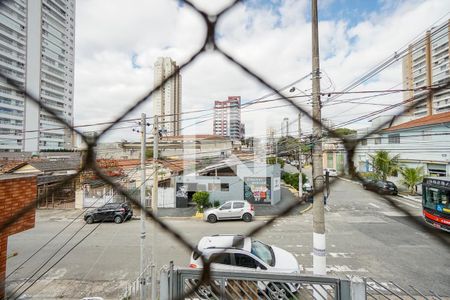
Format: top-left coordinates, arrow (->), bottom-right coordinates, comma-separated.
5,166 -> 141,280
10,168 -> 157,299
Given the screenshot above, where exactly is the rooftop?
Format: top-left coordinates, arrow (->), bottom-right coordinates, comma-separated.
384,111 -> 450,131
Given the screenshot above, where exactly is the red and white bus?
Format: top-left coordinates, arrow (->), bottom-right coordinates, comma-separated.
422,177 -> 450,232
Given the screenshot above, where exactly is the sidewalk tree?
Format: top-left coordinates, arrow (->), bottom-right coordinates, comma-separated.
369,150 -> 399,181
281,172 -> 307,191
333,128 -> 356,137
267,157 -> 285,168
277,136 -> 309,160
192,191 -> 210,213
145,148 -> 154,159
400,166 -> 424,195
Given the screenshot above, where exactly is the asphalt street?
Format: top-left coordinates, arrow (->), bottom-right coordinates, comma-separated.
6,178 -> 450,299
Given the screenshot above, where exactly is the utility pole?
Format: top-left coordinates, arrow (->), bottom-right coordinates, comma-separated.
151,115 -> 159,300
139,113 -> 146,300
298,113 -> 303,198
311,0 -> 326,278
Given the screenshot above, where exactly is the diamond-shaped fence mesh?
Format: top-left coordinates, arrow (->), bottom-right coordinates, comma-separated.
1,0 -> 450,299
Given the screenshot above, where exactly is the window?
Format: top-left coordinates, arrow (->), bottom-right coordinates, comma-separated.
374,137 -> 381,144
209,253 -> 231,265
221,183 -> 229,191
234,254 -> 258,269
208,183 -> 220,191
251,240 -> 274,266
220,202 -> 231,210
388,134 -> 400,144
233,202 -> 244,209
361,139 -> 367,146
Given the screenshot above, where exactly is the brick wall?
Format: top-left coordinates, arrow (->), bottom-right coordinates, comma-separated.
0,175 -> 36,299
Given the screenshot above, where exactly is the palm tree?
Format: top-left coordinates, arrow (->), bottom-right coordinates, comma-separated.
369,150 -> 399,181
400,166 -> 424,195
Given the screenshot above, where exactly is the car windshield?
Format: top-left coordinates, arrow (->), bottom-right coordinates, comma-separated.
251,240 -> 274,267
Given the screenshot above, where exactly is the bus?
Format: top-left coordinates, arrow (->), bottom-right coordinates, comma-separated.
422,177 -> 450,232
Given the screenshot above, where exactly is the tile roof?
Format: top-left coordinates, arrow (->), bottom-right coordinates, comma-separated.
0,161 -> 27,173
384,111 -> 450,131
28,160 -> 81,172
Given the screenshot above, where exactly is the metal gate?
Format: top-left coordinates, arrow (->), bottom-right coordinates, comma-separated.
159,264 -> 357,300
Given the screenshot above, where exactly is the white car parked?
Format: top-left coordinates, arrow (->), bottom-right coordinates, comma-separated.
203,200 -> 255,223
323,168 -> 338,177
189,234 -> 301,295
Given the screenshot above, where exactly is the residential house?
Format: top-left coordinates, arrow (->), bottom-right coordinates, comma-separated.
354,111 -> 450,189
6,160 -> 81,208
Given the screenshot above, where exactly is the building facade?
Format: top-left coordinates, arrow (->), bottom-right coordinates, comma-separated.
213,96 -> 242,140
153,57 -> 181,136
354,112 -> 450,189
403,19 -> 450,118
0,174 -> 36,298
0,0 -> 76,152
172,162 -> 281,207
281,117 -> 289,137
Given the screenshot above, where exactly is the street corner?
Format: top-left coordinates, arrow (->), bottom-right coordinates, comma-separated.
36,208 -> 85,222
299,203 -> 313,214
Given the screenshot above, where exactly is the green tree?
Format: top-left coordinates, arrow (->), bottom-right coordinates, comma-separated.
333,128 -> 356,137
145,148 -> 154,159
400,166 -> 424,195
281,172 -> 308,191
369,150 -> 399,181
266,157 -> 285,168
277,136 -> 309,161
192,191 -> 210,213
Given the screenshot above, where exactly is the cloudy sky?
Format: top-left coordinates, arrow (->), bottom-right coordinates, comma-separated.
73,0 -> 450,143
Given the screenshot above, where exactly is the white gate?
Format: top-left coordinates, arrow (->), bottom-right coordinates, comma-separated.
158,188 -> 175,208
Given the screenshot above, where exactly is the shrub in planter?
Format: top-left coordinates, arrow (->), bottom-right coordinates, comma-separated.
192,191 -> 210,213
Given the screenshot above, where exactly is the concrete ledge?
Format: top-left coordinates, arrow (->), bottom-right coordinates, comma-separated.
338,177 -> 362,185
194,212 -> 204,219
397,193 -> 422,203
299,203 -> 313,214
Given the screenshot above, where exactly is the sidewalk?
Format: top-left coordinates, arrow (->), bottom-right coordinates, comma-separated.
397,193 -> 422,203
338,177 -> 422,203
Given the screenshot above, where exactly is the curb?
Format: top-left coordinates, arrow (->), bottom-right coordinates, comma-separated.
338,177 -> 362,186
299,203 -> 313,214
397,193 -> 422,203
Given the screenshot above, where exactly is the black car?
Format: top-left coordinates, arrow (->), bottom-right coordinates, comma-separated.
362,179 -> 398,195
84,202 -> 133,224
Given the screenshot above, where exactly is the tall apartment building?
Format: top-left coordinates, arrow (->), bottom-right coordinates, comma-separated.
213,96 -> 242,140
153,57 -> 181,136
403,20 -> 450,118
281,117 -> 289,137
0,0 -> 75,152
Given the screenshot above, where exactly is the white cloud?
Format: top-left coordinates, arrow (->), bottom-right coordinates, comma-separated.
73,0 -> 450,142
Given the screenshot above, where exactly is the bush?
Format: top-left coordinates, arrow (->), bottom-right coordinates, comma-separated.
212,200 -> 220,207
281,172 -> 307,191
267,157 -> 285,168
192,191 -> 210,213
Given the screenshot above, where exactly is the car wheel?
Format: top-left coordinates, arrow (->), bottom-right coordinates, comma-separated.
114,216 -> 123,224
268,283 -> 288,300
207,214 -> 217,223
242,213 -> 252,222
86,216 -> 94,224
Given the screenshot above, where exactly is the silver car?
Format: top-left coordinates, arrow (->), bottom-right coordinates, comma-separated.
203,200 -> 255,223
